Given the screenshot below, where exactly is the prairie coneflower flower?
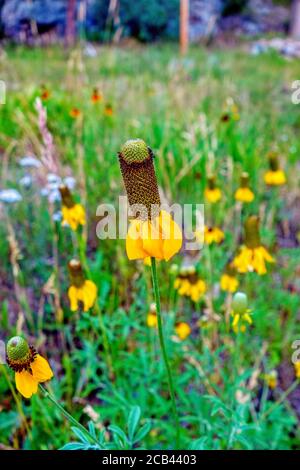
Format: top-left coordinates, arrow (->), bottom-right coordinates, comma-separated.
264,371 -> 278,390
104,104 -> 113,116
233,216 -> 275,275
231,292 -> 252,333
91,88 -> 102,104
203,226 -> 225,245
70,107 -> 81,119
41,86 -> 50,101
220,263 -> 239,293
59,185 -> 85,231
174,266 -> 206,303
204,175 -> 222,203
118,139 -> 182,261
264,152 -> 286,186
6,336 -> 53,399
175,322 -> 191,341
68,259 -> 97,312
235,172 -> 254,203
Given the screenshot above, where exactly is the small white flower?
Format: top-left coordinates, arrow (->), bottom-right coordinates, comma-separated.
41,188 -> 49,197
52,211 -> 62,222
19,156 -> 41,169
19,175 -> 32,188
48,189 -> 61,203
47,173 -> 61,185
0,189 -> 22,203
63,176 -> 76,190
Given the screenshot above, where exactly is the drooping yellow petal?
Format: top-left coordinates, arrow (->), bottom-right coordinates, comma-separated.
235,187 -> 254,203
82,280 -> 97,311
68,285 -> 79,311
31,354 -> 53,382
159,210 -> 182,261
141,219 -> 164,259
126,219 -> 148,260
15,371 -> 38,398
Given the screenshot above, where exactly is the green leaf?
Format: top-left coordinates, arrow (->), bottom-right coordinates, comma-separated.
108,425 -> 129,445
133,421 -> 151,443
127,406 -> 141,441
71,427 -> 90,444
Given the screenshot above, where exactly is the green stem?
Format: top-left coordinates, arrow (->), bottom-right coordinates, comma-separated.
150,257 -> 180,449
39,384 -> 100,447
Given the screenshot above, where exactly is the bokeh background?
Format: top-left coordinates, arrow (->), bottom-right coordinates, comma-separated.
0,0 -> 300,451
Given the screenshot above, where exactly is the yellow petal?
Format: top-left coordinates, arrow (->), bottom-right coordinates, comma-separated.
15,371 -> 38,398
82,280 -> 97,311
126,219 -> 148,260
141,219 -> 164,259
68,285 -> 79,311
159,211 -> 182,261
31,354 -> 54,382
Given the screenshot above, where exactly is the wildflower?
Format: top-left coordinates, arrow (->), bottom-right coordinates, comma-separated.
175,322 -> 191,341
0,189 -> 22,203
19,156 -> 41,169
294,362 -> 300,379
70,107 -> 81,119
118,139 -> 182,261
203,226 -> 225,245
6,336 -> 53,399
147,303 -> 158,328
233,215 -> 275,275
221,97 -> 240,122
231,292 -> 252,333
264,371 -> 278,390
41,86 -> 50,101
59,185 -> 85,231
174,266 -> 206,303
235,172 -> 254,203
68,259 -> 97,312
264,152 -> 286,186
91,88 -> 102,104
63,176 -> 76,191
104,104 -> 113,116
19,175 -> 32,188
220,263 -> 239,293
204,175 -> 222,203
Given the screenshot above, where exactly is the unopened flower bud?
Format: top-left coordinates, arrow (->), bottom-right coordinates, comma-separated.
232,292 -> 248,315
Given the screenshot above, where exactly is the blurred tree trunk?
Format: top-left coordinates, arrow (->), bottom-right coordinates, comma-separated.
180,0 -> 189,54
65,0 -> 76,46
290,0 -> 300,39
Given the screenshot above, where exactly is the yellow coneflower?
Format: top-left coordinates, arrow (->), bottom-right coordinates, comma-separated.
175,322 -> 191,341
174,266 -> 206,303
264,371 -> 278,390
220,263 -> 239,293
69,107 -> 81,119
104,104 -> 113,116
294,362 -> 300,379
41,86 -> 50,101
6,336 -> 53,399
221,97 -> 240,122
147,303 -> 158,328
264,152 -> 286,186
203,226 -> 225,245
118,139 -> 182,261
231,292 -> 252,333
233,215 -> 275,275
68,259 -> 97,312
91,88 -> 102,104
235,172 -> 255,203
204,175 -> 222,203
59,185 -> 85,231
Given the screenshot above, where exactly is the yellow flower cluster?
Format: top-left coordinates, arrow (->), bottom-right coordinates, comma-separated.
174,266 -> 206,303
